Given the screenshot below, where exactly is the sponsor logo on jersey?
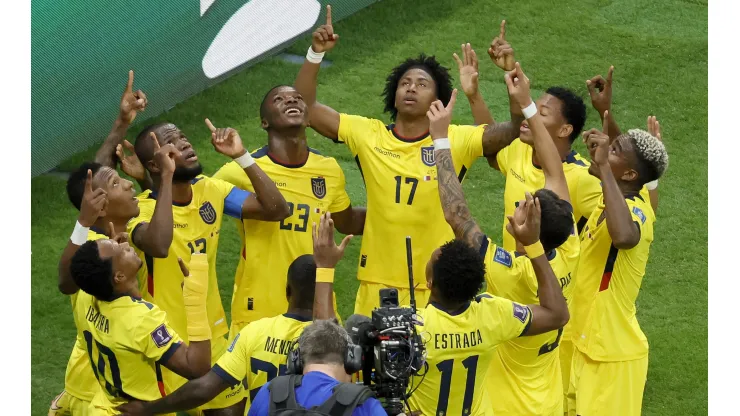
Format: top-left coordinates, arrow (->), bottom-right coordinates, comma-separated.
311,177 -> 327,199
227,333 -> 240,352
421,146 -> 435,167
199,201 -> 217,224
374,146 -> 400,159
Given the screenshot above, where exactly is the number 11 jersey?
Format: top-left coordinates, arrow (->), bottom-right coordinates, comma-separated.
336,114 -> 484,289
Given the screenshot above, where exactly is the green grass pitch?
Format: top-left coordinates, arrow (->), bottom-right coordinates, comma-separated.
31,0 -> 707,414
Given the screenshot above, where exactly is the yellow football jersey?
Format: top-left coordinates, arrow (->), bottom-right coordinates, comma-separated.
63,229 -> 108,403
571,194 -> 654,362
495,139 -> 601,251
213,313 -> 312,406
71,290 -> 182,412
337,114 -> 484,288
213,147 -> 350,327
127,176 -> 250,343
407,295 -> 532,416
481,220 -> 579,415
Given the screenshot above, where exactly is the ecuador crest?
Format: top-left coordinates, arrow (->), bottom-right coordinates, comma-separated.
421,146 -> 435,167
199,201 -> 217,224
311,177 -> 327,199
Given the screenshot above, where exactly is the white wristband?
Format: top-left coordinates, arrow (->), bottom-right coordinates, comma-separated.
71,221 -> 89,246
522,102 -> 537,119
433,138 -> 451,150
306,47 -> 325,64
234,152 -> 255,169
646,179 -> 659,190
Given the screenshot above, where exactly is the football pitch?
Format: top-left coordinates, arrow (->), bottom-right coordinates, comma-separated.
30,0 -> 707,414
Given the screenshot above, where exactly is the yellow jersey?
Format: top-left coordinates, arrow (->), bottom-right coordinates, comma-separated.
127,176 -> 251,343
481,218 -> 579,415
213,147 -> 350,327
212,313 -> 312,406
63,229 -> 108,402
495,139 -> 601,251
571,193 -> 654,362
71,290 -> 183,412
407,295 -> 532,416
337,114 -> 484,288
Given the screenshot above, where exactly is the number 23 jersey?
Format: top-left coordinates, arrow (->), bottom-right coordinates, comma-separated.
337,114 -> 484,288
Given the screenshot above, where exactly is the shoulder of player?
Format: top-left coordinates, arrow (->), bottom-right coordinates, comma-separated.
626,193 -> 655,225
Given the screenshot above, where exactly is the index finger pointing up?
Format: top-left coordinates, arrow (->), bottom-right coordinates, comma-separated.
499,20 -> 506,40
326,4 -> 332,26
150,132 -> 161,150
126,70 -> 134,93
606,65 -> 614,86
85,169 -> 93,194
205,118 -> 217,133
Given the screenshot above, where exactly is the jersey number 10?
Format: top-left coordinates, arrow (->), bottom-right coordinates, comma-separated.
83,330 -> 124,398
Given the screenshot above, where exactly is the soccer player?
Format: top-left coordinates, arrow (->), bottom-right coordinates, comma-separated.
213,84 -> 365,335
446,64 -> 579,415
127,122 -> 289,414
69,237 -> 212,415
566,119 -> 667,416
50,71 -> 148,416
112,214 -> 353,416
294,6 -> 523,315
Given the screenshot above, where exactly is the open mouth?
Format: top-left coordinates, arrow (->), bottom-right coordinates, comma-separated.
520,122 -> 530,133
183,150 -> 198,162
284,107 -> 303,116
403,97 -> 416,105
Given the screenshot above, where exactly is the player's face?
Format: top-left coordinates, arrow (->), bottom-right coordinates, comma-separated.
263,86 -> 308,130
425,247 -> 442,289
519,94 -> 569,145
589,134 -> 639,181
93,167 -> 140,219
155,124 -> 201,171
395,68 -> 437,119
97,239 -> 143,283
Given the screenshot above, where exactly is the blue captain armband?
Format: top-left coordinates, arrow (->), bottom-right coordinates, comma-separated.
224,188 -> 252,219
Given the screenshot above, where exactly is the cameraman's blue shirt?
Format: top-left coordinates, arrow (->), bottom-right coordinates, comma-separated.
248,371 -> 386,416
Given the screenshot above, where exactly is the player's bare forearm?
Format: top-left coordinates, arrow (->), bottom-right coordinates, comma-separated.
599,165 -> 640,249
141,371 -> 228,415
435,148 -> 484,251
135,174 -> 154,193
602,111 -> 622,142
525,255 -> 569,336
133,178 -> 173,258
240,164 -> 290,221
467,92 -> 495,125
314,282 -> 336,320
57,241 -> 81,295
172,340 -> 212,380
332,206 -> 366,236
528,113 -> 570,202
294,59 -> 340,139
295,60 -> 321,106
95,118 -> 130,168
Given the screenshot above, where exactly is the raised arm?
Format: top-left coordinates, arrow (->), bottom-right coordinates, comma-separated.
427,90 -> 485,252
586,66 -> 621,141
294,5 -> 341,140
95,71 -> 148,168
455,43 -> 493,125
206,119 -> 290,221
312,212 -> 353,320
505,63 -> 570,202
585,114 -> 641,249
131,134 -> 177,258
507,193 -> 569,335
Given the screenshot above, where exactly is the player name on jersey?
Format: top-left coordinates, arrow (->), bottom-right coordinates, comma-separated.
434,329 -> 484,350
263,336 -> 293,355
85,306 -> 110,334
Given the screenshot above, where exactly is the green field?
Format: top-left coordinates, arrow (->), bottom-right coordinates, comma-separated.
31,0 -> 708,414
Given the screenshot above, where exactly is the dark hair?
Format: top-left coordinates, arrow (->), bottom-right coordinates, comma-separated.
382,54 -> 453,121
534,189 -> 574,252
432,240 -> 485,305
67,162 -> 104,211
287,254 -> 317,310
134,122 -> 169,165
70,240 -> 115,301
545,87 -> 587,142
260,85 -> 291,122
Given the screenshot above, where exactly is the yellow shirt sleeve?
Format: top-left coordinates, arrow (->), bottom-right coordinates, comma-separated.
482,296 -> 532,343
212,161 -> 251,189
337,114 -> 381,156
496,138 -> 523,175
328,164 -> 351,213
449,124 -> 485,169
126,193 -> 155,245
574,172 -> 603,223
134,304 -> 184,363
213,328 -> 250,386
481,237 -> 535,295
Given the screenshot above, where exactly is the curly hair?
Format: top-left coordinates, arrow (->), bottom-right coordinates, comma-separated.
70,240 -> 116,301
382,54 -> 453,121
627,129 -> 669,184
432,240 -> 485,305
534,189 -> 575,252
545,87 -> 587,142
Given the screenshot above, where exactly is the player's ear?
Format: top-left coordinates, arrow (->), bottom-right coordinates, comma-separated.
146,159 -> 160,175
112,270 -> 127,285
621,168 -> 638,182
261,117 -> 269,130
559,124 -> 573,140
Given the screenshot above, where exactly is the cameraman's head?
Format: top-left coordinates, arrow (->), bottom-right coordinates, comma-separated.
297,320 -> 354,382
425,240 -> 485,312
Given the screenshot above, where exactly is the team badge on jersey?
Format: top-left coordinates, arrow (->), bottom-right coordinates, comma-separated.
199,201 -> 217,224
151,324 -> 173,348
311,177 -> 326,199
421,146 -> 435,167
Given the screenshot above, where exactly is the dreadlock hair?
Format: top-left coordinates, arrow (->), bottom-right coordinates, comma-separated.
70,240 -> 116,301
66,162 -> 103,211
432,240 -> 485,306
382,54 -> 453,121
626,129 -> 669,185
545,87 -> 587,143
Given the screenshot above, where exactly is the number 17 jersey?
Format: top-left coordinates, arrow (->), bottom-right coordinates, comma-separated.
337,114 -> 484,289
